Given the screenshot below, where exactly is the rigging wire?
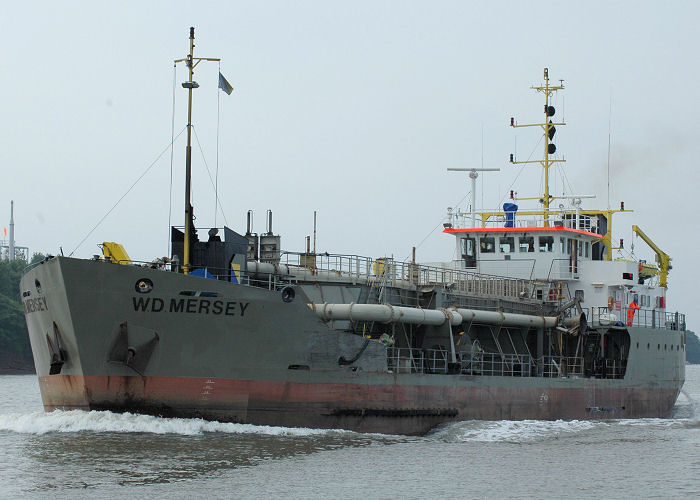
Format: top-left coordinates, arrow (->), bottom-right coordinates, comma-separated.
559,161 -> 575,197
402,189 -> 472,262
408,128 -> 546,262
192,125 -> 229,227
168,63 -> 177,257
69,127 -> 187,257
214,62 -> 221,227
607,93 -> 612,210
496,134 -> 543,208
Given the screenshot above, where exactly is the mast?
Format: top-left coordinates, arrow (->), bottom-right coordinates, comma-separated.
447,168 -> 500,227
9,200 -> 15,260
174,27 -> 220,274
509,68 -> 566,227
183,28 -> 196,274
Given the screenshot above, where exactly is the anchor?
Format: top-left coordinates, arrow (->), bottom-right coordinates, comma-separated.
46,322 -> 67,375
108,321 -> 159,375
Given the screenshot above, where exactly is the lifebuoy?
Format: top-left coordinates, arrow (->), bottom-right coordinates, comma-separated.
549,288 -> 557,301
608,296 -> 614,309
638,262 -> 643,273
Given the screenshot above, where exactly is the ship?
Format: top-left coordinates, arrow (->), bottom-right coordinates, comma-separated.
20,29 -> 686,435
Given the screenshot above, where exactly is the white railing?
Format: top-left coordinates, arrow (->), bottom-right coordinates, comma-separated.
386,347 -> 450,374
591,307 -> 686,331
459,352 -> 532,377
448,209 -> 597,232
280,252 -> 540,300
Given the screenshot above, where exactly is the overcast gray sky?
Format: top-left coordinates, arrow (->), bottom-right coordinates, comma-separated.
3,1 -> 698,325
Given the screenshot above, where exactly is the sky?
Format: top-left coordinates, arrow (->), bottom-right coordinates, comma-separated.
2,1 -> 699,326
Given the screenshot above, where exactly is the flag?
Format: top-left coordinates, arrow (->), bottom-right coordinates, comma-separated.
218,72 -> 233,95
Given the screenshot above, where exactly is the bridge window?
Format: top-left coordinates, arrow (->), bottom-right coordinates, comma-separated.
480,237 -> 495,253
538,236 -> 554,252
519,236 -> 534,253
585,242 -> 590,258
567,238 -> 572,255
499,237 -> 514,253
461,237 -> 476,268
560,237 -> 566,253
578,239 -> 583,256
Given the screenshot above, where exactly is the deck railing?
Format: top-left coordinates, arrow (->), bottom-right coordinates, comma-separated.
448,209 -> 596,232
590,306 -> 685,331
386,347 -> 451,374
280,251 -> 542,300
459,352 -> 532,377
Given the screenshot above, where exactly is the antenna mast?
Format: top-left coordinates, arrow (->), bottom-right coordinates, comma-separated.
509,68 -> 566,226
447,168 -> 500,227
174,27 -> 220,274
9,200 -> 15,260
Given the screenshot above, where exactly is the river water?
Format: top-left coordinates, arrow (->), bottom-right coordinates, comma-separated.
1,368 -> 699,499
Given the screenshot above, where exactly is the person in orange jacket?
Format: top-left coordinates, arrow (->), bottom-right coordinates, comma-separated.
627,297 -> 640,326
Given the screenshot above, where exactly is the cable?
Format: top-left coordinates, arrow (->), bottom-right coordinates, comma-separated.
168,63 -> 177,257
402,190 -> 472,262
496,134 -> 543,208
215,62 -> 221,227
69,127 -> 187,257
192,125 -> 229,227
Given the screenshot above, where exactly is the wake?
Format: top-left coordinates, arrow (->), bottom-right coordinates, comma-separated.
0,409 -> 345,437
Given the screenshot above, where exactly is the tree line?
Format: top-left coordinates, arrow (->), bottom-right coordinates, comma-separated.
0,253 -> 44,372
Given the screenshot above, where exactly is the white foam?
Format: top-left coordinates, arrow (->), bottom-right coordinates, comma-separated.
431,419 -> 600,442
0,409 -> 344,437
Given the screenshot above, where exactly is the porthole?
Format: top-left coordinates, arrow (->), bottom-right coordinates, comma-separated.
135,278 -> 154,294
636,342 -> 639,349
664,344 -> 667,350
647,343 -> 650,350
658,344 -> 660,350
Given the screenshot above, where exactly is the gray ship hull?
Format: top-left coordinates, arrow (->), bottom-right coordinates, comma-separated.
21,257 -> 686,435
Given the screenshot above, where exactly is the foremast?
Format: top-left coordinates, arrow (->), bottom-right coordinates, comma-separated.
174,27 -> 220,273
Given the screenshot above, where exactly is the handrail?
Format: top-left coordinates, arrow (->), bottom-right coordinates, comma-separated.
279,251 -> 546,300
590,306 -> 685,331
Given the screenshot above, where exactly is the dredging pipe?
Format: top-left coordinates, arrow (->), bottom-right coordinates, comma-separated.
309,303 -> 462,326
309,303 -> 561,328
451,308 -> 558,328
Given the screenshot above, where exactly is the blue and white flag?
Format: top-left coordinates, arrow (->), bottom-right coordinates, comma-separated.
218,72 -> 233,95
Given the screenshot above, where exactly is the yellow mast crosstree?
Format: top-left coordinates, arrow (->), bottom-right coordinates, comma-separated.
477,68 -> 634,263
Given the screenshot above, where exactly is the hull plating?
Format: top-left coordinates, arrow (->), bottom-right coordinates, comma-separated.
39,374 -> 680,435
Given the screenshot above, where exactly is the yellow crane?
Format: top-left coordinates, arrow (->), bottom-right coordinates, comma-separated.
632,225 -> 672,288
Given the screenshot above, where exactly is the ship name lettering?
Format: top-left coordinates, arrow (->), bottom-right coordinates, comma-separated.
186,299 -> 197,313
212,300 -> 223,314
133,297 -> 249,317
23,296 -> 48,314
